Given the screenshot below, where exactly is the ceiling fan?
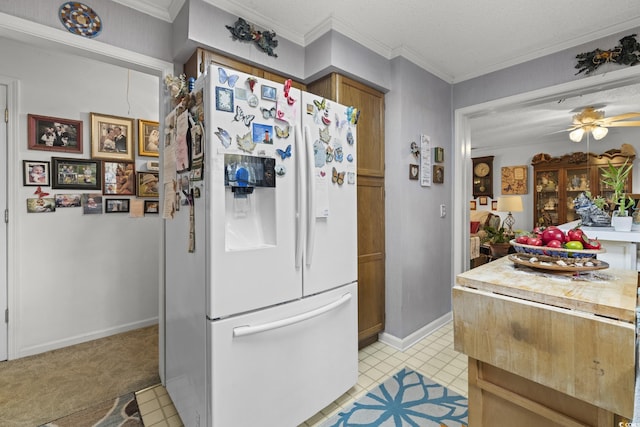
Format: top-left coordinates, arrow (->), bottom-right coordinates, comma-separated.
568,106 -> 640,142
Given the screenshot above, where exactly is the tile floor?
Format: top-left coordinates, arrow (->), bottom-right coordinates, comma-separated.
136,321 -> 467,427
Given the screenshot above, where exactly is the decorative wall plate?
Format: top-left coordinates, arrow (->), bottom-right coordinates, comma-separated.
59,2 -> 102,38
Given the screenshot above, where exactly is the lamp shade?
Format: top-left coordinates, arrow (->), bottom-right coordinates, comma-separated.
496,195 -> 523,213
569,128 -> 585,142
591,126 -> 608,140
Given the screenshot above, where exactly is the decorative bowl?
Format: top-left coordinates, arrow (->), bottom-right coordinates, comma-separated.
509,239 -> 606,259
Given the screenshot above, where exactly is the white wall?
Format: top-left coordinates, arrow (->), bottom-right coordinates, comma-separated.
2,37 -> 161,358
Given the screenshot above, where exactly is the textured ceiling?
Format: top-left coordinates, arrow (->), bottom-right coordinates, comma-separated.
115,0 -> 640,83
113,0 -> 640,147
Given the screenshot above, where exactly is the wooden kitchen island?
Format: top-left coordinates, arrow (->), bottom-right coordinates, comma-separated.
453,256 -> 637,426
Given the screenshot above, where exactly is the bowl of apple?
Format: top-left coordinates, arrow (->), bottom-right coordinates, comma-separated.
510,226 -> 605,259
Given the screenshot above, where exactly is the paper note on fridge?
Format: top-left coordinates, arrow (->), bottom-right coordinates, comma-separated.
315,172 -> 330,217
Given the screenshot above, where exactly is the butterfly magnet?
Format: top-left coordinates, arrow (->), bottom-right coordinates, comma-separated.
233,106 -> 255,127
215,127 -> 231,148
275,125 -> 290,139
276,144 -> 292,160
332,167 -> 345,186
218,67 -> 239,88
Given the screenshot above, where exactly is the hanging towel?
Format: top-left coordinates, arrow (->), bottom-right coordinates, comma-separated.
470,236 -> 480,259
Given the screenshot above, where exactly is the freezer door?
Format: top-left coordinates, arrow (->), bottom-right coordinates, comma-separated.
301,93 -> 358,295
202,67 -> 304,318
208,283 -> 358,427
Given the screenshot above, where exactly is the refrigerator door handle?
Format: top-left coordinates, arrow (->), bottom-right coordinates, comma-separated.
232,293 -> 352,337
294,124 -> 304,269
304,125 -> 316,266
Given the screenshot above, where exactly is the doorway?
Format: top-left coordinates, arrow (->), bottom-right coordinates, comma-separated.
453,67 -> 640,278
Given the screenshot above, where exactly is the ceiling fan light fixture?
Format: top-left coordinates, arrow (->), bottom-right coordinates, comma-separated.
569,127 -> 585,142
591,125 -> 608,140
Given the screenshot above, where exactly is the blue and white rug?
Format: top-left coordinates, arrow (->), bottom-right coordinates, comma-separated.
323,368 -> 468,427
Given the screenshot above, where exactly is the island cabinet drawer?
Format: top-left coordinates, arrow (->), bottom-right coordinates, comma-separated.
452,285 -> 634,419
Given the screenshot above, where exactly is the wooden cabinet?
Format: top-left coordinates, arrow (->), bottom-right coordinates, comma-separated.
454,257 -> 636,425
532,150 -> 634,227
307,74 -> 386,348
183,48 -> 306,90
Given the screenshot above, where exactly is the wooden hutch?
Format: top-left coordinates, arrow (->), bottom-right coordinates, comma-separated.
531,148 -> 634,227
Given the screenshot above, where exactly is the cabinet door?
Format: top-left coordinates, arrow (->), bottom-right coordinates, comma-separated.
534,170 -> 560,226
564,167 -> 591,223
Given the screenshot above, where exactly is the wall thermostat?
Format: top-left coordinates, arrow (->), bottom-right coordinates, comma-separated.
146,161 -> 159,171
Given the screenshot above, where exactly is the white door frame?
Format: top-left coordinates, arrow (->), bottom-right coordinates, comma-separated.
0,12 -> 172,380
0,79 -> 16,361
453,65 -> 640,280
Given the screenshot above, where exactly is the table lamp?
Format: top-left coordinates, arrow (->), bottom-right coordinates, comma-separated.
497,195 -> 523,235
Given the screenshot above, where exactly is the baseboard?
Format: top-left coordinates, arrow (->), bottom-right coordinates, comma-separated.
378,311 -> 452,351
16,317 -> 158,359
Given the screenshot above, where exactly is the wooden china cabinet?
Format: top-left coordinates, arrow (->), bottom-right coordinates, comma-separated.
531,150 -> 634,227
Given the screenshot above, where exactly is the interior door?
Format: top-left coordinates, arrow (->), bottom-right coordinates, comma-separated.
0,84 -> 7,361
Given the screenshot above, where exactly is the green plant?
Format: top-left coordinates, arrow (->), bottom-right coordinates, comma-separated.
584,191 -> 608,210
484,226 -> 510,244
600,159 -> 635,216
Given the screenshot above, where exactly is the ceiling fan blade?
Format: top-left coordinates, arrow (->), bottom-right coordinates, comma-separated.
598,112 -> 640,123
603,121 -> 640,127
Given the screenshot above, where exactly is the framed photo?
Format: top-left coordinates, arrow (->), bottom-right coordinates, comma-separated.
215,87 -> 234,112
138,119 -> 160,157
470,200 -> 477,211
433,165 -> 444,184
144,200 -> 159,214
51,157 -> 102,190
501,165 -> 528,195
136,172 -> 159,198
261,85 -> 277,101
479,196 -> 488,206
23,160 -> 50,186
105,198 -> 130,213
82,193 -> 103,215
409,164 -> 419,180
55,194 -> 81,208
492,200 -> 498,210
433,147 -> 444,163
103,161 -> 135,195
27,197 -> 56,213
90,112 -> 134,161
27,114 -> 82,153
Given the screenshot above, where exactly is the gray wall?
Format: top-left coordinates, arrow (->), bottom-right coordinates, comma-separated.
385,57 -> 452,339
0,0 -> 174,62
453,29 -> 640,109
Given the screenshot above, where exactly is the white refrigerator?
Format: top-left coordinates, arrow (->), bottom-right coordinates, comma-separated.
165,65 -> 359,427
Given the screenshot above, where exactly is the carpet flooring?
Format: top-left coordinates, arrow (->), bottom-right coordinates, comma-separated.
0,325 -> 159,427
322,367 -> 468,427
40,392 -> 142,427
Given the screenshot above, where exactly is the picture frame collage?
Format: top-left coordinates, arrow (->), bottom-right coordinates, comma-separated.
24,113 -> 160,214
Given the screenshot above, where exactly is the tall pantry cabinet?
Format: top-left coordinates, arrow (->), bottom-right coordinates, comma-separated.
307,74 -> 386,348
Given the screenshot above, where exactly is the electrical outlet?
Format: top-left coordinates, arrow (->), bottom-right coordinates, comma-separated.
440,204 -> 446,218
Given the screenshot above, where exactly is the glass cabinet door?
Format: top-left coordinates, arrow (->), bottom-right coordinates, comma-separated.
564,168 -> 590,223
535,170 -> 560,226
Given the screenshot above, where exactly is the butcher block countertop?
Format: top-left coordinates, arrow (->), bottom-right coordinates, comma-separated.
453,257 -> 638,420
455,256 -> 637,323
